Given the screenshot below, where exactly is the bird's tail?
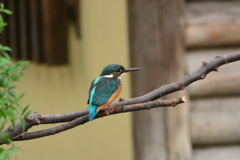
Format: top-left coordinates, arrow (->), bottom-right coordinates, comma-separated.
89,105 -> 98,121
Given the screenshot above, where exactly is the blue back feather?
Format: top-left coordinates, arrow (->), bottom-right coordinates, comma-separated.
88,84 -> 97,121
89,104 -> 98,121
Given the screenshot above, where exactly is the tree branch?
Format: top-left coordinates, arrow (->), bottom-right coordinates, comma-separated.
0,52 -> 240,145
11,97 -> 185,142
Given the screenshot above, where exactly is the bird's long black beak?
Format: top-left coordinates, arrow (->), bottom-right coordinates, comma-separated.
123,68 -> 142,73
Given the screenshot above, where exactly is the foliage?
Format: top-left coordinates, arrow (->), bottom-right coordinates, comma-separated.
0,3 -> 12,34
0,3 -> 30,160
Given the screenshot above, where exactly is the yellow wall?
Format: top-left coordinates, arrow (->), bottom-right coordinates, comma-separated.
11,1 -> 133,159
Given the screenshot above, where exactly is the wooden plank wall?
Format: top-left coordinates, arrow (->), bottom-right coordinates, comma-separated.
186,1 -> 240,160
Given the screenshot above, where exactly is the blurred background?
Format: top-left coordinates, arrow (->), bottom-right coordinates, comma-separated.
0,0 -> 240,160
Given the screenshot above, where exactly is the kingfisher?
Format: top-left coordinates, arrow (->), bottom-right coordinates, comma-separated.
87,64 -> 142,121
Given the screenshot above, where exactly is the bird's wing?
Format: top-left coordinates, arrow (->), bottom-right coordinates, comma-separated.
87,80 -> 95,104
88,77 -> 119,106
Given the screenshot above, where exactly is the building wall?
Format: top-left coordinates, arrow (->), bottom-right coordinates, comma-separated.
186,1 -> 240,159
13,1 -> 133,159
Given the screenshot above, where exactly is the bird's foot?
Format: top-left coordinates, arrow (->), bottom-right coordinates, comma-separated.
107,106 -> 115,112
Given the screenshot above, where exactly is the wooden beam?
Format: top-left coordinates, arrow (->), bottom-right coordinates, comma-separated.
128,0 -> 192,159
193,145 -> 240,160
186,1 -> 240,47
186,48 -> 240,97
187,0 -> 236,2
191,97 -> 240,145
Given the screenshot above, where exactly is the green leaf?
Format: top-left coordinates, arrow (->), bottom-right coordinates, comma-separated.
0,22 -> 7,26
10,116 -> 18,127
21,105 -> 29,116
2,77 -> 9,87
11,74 -> 22,81
2,97 -> 11,105
0,2 -> 28,158
11,93 -> 25,104
0,57 -> 11,64
2,51 -> 11,60
16,61 -> 29,66
8,85 -> 18,90
2,9 -> 12,14
1,133 -> 9,143
1,45 -> 11,52
16,61 -> 29,70
7,106 -> 17,113
8,90 -> 17,99
20,119 -> 26,131
24,110 -> 31,118
0,3 -> 4,10
6,66 -> 16,75
0,110 -> 6,118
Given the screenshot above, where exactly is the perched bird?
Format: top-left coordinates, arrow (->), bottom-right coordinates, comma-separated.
88,64 -> 142,121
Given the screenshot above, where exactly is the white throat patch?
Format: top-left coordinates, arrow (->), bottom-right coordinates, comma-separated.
103,73 -> 125,79
103,74 -> 114,78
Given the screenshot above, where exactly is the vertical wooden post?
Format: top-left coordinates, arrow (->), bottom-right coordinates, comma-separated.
128,0 -> 192,160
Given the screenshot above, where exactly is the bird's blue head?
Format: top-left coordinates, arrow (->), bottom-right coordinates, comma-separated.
100,64 -> 142,78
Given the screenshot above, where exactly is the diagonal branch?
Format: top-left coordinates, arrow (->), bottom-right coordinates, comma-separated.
12,97 -> 185,142
112,51 -> 240,106
0,52 -> 240,145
